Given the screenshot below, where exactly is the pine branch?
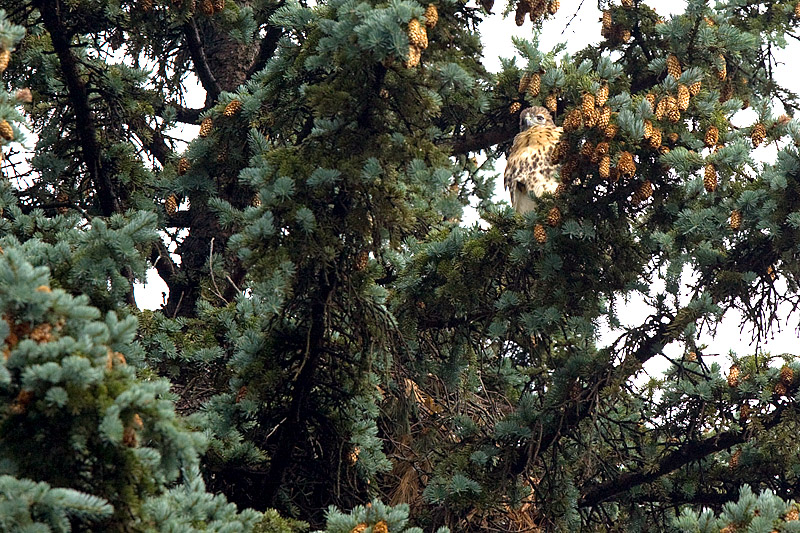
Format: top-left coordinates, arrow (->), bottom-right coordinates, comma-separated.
449,120 -> 517,155
579,403 -> 788,508
35,0 -> 119,217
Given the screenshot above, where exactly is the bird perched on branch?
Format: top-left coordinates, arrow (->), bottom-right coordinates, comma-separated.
504,106 -> 562,214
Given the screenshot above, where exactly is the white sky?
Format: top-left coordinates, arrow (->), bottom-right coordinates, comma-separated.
81,0 -> 800,363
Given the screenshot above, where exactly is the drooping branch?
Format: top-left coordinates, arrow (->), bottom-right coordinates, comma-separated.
35,0 -> 119,216
450,121 -> 517,155
579,403 -> 789,508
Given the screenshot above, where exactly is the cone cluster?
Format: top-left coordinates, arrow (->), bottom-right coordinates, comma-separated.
509,101 -> 522,115
515,0 -> 559,26
405,18 -> 430,68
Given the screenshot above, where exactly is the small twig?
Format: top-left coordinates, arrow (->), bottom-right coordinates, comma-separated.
208,237 -> 228,304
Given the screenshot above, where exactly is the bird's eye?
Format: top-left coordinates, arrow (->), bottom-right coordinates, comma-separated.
535,114 -> 545,122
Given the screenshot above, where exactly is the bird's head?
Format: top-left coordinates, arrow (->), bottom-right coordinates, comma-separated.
519,106 -> 554,131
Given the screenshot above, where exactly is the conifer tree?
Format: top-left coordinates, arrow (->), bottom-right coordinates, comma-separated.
5,0 -> 800,531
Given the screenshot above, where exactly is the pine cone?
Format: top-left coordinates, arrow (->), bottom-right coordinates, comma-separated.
597,106 -> 611,129
405,45 -> 422,68
585,108 -> 599,128
373,522 -> 389,533
140,0 -> 153,11
580,141 -> 595,160
518,73 -> 531,94
768,265 -> 777,281
424,4 -> 439,27
727,364 -> 740,387
729,209 -> 742,230
645,93 -> 656,111
223,99 -> 242,117
122,426 -> 139,447
617,151 -> 636,178
563,109 -> 582,131
648,127 -> 662,149
751,123 -> 767,148
547,206 -> 562,226
355,250 -> 369,271
534,223 -> 547,244
213,0 -> 224,10
729,448 -> 742,468
775,382 -> 788,397
515,2 -> 529,25
0,49 -> 10,74
704,163 -> 717,192
408,19 -> 428,49
619,29 -> 631,42
654,98 -> 668,120
200,0 -> 214,15
667,106 -> 681,123
547,0 -> 559,14
667,132 -> 679,143
719,81 -> 733,103
527,73 -> 541,97
604,123 -> 618,138
553,139 -> 569,162
689,81 -> 702,96
795,1 -> 800,18
178,157 -> 190,175
786,507 -> 799,521
632,180 -> 653,205
0,120 -> 13,141
666,54 -> 681,79
350,524 -> 368,533
780,365 -> 794,386
595,142 -> 609,158
599,155 -> 611,179
621,0 -> 633,6
739,403 -> 750,422
509,101 -> 522,115
56,191 -> 69,214
545,92 -> 557,112
199,117 -> 213,137
252,194 -> 262,207
717,55 -> 727,81
601,10 -> 612,37
677,84 -> 690,111
643,119 -> 653,139
165,194 -> 178,215
704,125 -> 719,147
596,84 -> 609,107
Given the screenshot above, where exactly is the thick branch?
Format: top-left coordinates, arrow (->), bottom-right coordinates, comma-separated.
182,18 -> 221,101
246,25 -> 283,78
36,0 -> 118,216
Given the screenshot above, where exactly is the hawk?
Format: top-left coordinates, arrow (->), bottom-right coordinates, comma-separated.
504,106 -> 562,214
